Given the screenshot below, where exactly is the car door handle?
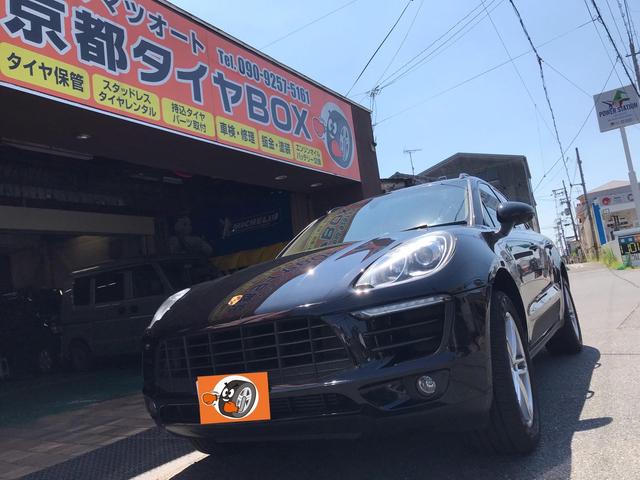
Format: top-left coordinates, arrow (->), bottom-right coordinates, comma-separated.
544,243 -> 553,250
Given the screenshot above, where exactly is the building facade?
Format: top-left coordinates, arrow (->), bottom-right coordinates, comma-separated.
0,0 -> 380,293
576,180 -> 639,256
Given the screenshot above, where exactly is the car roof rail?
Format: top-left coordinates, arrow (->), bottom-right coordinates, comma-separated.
458,173 -> 469,178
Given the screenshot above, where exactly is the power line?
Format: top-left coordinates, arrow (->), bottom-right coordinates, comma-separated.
261,0 -> 360,49
605,0 -> 630,57
584,0 -> 627,86
544,61 -> 592,96
345,0 -> 413,96
589,0 -> 639,94
508,0 -> 571,184
373,0 -> 425,88
374,20 -> 593,126
623,0 -> 638,44
378,0 -> 503,91
616,0 -> 634,44
534,59 -> 619,192
480,0 -> 556,139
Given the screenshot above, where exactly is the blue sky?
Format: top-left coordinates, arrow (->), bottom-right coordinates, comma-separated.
170,0 -> 640,239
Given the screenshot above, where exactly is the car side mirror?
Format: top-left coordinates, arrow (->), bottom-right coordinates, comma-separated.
496,201 -> 535,237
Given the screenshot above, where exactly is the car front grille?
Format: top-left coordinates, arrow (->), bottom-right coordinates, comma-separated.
362,302 -> 446,362
158,393 -> 360,424
156,317 -> 353,393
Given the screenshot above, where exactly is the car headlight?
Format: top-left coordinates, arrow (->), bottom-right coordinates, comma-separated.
355,232 -> 455,289
147,288 -> 190,330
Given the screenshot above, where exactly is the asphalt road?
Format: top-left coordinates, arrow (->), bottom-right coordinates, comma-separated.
25,263 -> 640,480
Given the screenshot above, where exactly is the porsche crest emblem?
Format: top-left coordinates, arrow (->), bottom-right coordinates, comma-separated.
228,295 -> 243,306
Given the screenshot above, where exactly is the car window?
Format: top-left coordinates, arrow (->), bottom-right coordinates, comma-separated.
73,277 -> 91,306
479,184 -> 500,227
281,182 -> 468,256
132,265 -> 164,298
489,185 -> 508,204
159,261 -> 192,290
94,272 -> 125,304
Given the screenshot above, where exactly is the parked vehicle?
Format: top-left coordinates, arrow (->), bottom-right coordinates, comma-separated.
0,289 -> 61,379
142,176 -> 582,455
61,256 -> 218,371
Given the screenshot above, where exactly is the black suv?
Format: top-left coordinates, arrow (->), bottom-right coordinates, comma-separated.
142,177 -> 582,455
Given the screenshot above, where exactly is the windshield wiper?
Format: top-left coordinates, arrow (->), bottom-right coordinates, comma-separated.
404,220 -> 467,231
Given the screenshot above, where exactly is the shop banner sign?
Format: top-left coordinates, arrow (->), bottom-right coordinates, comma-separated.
593,85 -> 640,133
0,0 -> 360,180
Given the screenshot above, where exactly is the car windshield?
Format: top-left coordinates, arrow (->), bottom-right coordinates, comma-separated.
281,182 -> 468,256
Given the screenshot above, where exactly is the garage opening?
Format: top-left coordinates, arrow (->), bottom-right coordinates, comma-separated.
0,143 -> 299,293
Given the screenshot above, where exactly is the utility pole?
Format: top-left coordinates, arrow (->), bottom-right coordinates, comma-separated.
576,147 -> 599,260
624,37 -> 640,226
562,179 -> 579,243
552,188 -> 569,257
630,39 -> 640,95
403,148 -> 421,177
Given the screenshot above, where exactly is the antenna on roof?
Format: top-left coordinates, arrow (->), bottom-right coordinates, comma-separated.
403,148 -> 422,177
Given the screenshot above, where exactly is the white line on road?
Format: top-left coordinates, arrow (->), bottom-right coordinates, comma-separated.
130,451 -> 208,480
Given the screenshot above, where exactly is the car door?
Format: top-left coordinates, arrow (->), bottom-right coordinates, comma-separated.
92,270 -> 128,356
128,264 -> 170,346
479,183 -> 543,343
62,275 -> 96,354
488,185 -> 560,343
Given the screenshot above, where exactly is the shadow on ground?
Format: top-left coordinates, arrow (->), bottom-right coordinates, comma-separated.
0,357 -> 141,428
22,347 -> 609,480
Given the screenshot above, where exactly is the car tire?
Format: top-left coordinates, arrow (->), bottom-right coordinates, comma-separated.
546,279 -> 582,355
472,290 -> 540,454
69,341 -> 93,372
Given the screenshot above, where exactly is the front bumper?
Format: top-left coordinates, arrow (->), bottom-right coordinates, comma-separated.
143,287 -> 492,442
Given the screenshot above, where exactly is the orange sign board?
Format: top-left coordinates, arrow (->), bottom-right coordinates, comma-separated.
0,0 -> 360,181
197,372 -> 271,424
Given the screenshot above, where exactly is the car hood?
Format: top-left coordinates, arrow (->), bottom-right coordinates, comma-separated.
153,229 -> 438,335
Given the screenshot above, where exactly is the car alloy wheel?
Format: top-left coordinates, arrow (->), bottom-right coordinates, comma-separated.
505,312 -> 534,427
472,290 -> 540,454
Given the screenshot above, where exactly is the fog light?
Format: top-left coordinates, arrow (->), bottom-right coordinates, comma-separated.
416,375 -> 437,396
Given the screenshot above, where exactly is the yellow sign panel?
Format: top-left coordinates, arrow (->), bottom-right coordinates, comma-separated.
0,43 -> 90,100
294,143 -> 323,167
162,98 -> 215,138
216,116 -> 258,149
93,74 -> 160,121
258,131 -> 293,159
